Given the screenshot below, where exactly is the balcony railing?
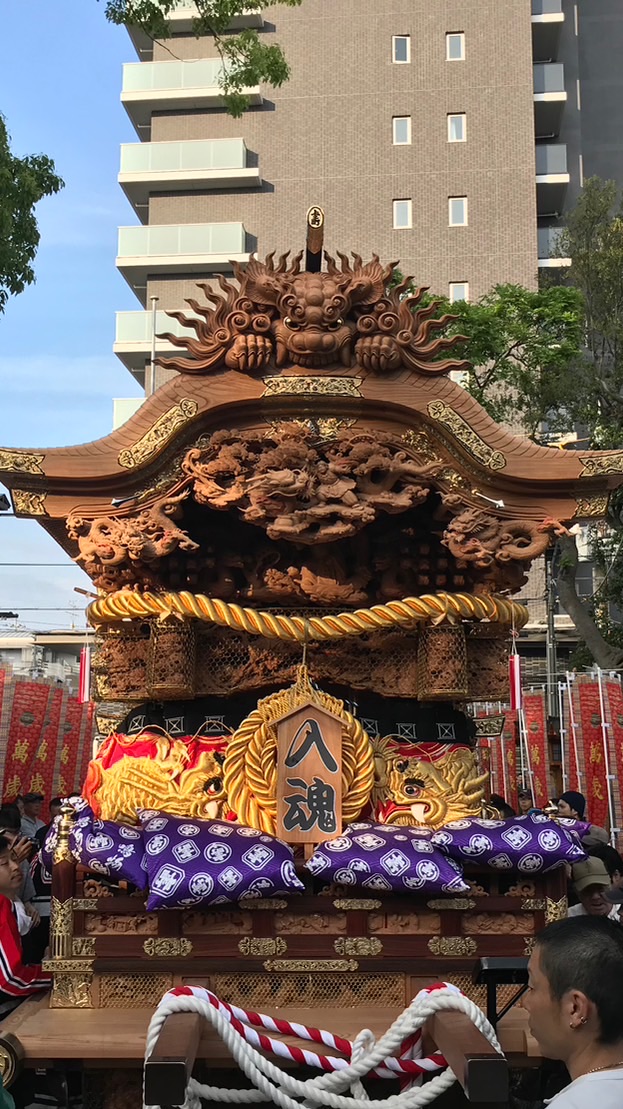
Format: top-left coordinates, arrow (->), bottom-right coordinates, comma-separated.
533,62 -> 565,94
122,58 -> 223,93
120,138 -> 247,174
536,143 -> 568,176
532,0 -> 563,14
118,222 -> 246,258
121,60 -> 262,131
538,226 -> 571,266
115,310 -> 199,344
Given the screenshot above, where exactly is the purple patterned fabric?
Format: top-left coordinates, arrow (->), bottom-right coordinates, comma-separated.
556,817 -> 591,841
139,812 -> 305,910
42,797 -> 146,888
305,822 -> 470,894
431,814 -> 587,872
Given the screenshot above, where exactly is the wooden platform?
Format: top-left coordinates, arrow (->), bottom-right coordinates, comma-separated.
0,993 -> 541,1068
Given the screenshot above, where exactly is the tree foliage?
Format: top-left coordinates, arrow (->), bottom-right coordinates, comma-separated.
103,0 -> 303,116
0,116 -> 64,315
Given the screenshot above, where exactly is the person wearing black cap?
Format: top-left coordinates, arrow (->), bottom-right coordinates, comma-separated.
20,793 -> 44,839
518,788 -> 540,816
558,791 -> 586,821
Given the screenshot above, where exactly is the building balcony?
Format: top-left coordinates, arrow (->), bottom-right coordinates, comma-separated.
531,0 -> 564,62
114,309 -> 201,379
533,63 -> 566,136
536,143 -> 569,215
538,226 -> 571,267
121,59 -> 262,134
116,222 -> 249,303
119,139 -> 262,214
127,3 -> 264,58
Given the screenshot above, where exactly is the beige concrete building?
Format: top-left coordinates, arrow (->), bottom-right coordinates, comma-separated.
113,0 -> 567,392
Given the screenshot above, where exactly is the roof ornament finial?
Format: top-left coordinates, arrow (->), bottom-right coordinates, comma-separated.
305,206 -> 324,273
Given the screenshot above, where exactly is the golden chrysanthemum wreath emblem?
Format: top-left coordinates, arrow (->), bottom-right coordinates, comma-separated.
223,669 -> 375,835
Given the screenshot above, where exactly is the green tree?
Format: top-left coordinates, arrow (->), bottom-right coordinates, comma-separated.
103,0 -> 303,116
0,116 -> 64,315
441,179 -> 623,669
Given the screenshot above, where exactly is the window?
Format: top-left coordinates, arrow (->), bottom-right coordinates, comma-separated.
447,113 -> 466,142
392,116 -> 411,145
449,196 -> 468,226
392,35 -> 410,63
446,32 -> 465,61
449,282 -> 469,303
393,199 -> 412,229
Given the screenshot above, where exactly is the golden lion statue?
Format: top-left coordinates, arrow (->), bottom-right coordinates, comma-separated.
373,738 -> 488,830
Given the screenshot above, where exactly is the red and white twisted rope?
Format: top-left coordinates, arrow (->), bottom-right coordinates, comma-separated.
168,984 -> 447,1079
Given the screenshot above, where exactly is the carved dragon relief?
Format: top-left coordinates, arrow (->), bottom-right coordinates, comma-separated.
156,252 -> 470,377
182,423 -> 445,544
64,424 -> 567,600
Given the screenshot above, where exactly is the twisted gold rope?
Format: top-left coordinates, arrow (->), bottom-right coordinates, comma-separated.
87,589 -> 529,642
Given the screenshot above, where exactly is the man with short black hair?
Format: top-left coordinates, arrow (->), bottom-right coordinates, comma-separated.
20,793 -> 44,839
524,917 -> 623,1105
0,835 -> 50,1014
558,791 -> 587,821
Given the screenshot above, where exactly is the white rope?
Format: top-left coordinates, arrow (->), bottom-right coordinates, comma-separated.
143,984 -> 502,1109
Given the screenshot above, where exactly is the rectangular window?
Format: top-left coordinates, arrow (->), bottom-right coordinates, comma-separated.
392,35 -> 410,63
446,32 -> 465,61
447,113 -> 466,142
449,282 -> 469,303
393,199 -> 412,229
449,196 -> 468,226
392,116 -> 412,145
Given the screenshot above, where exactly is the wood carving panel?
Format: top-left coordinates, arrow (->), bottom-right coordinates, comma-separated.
84,913 -> 157,936
368,911 -> 441,934
275,912 -> 347,935
462,913 -> 535,935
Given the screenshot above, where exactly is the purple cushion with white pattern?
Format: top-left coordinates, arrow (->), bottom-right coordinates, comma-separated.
431,814 -> 587,873
556,817 -> 591,841
139,812 -> 305,909
42,797 -> 146,888
305,822 -> 470,895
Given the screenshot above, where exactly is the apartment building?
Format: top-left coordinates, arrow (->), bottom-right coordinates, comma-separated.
113,0 -> 544,393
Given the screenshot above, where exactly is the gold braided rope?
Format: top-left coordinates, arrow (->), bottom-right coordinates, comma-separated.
223,670 -> 375,835
88,589 -> 529,642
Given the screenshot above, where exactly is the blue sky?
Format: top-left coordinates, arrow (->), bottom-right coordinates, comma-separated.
0,0 -> 143,630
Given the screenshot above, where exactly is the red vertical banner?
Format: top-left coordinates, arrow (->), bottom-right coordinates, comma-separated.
562,681 -> 581,792
605,679 -> 623,841
0,670 -> 13,799
2,681 -> 52,801
55,698 -> 84,797
523,692 -> 551,809
502,710 -> 519,811
23,685 -> 67,799
576,678 -> 609,828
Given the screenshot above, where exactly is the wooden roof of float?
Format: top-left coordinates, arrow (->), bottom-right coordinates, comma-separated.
1,240 -> 621,605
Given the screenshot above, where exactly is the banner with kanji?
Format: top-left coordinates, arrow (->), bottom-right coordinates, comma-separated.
0,670 -> 95,803
2,681 -> 52,801
502,709 -> 519,810
523,691 -> 551,809
604,679 -> 623,839
575,679 -> 609,827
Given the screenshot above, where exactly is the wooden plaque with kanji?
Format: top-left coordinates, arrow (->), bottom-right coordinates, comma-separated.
274,701 -> 343,844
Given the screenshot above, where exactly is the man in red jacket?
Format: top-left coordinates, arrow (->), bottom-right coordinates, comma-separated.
0,834 -> 50,1017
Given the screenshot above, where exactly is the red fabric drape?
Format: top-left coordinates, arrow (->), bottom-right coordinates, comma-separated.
523,692 -> 551,809
2,682 -> 52,801
576,679 -> 609,827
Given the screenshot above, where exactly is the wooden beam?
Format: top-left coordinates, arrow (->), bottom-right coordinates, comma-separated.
144,1012 -> 202,1107
427,1009 -> 508,1103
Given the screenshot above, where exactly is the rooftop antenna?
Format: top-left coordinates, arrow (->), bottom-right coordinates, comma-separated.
305,205 -> 324,272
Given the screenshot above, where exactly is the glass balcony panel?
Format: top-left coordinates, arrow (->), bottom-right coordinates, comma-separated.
118,223 -> 246,257
538,227 -> 565,257
116,311 -> 198,342
533,62 -> 565,94
122,59 -> 223,93
532,0 -> 562,13
120,139 -> 247,174
536,144 -> 568,175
